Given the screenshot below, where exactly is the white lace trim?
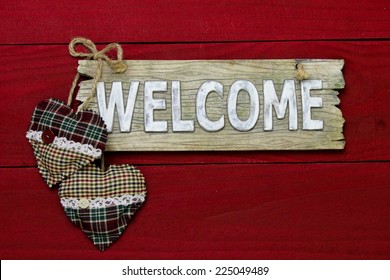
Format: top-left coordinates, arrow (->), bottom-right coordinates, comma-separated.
60,194 -> 146,209
26,130 -> 102,158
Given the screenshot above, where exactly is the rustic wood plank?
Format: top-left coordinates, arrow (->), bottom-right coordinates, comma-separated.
1,0 -> 388,265
1,41 -> 390,165
1,163 -> 389,259
1,0 -> 389,44
76,59 -> 345,151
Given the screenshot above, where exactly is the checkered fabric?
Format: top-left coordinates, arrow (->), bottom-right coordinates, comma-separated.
30,141 -> 95,187
59,164 -> 146,198
59,164 -> 146,251
27,99 -> 146,251
28,98 -> 107,150
64,203 -> 143,251
27,98 -> 108,187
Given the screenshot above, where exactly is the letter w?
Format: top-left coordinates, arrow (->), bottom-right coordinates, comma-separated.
97,81 -> 139,132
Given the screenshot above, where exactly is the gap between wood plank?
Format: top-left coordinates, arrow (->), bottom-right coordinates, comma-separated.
2,38 -> 390,47
3,160 -> 390,169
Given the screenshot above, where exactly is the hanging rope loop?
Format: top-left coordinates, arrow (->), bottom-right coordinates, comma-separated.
68,37 -> 126,73
67,37 -> 127,110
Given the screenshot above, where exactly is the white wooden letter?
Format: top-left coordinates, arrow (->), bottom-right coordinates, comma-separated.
301,80 -> 324,130
172,81 -> 195,132
196,81 -> 224,132
97,81 -> 139,133
227,80 -> 259,131
263,79 -> 298,131
144,81 -> 168,132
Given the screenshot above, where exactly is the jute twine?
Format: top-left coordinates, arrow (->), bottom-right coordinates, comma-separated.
296,63 -> 308,80
67,37 -> 127,111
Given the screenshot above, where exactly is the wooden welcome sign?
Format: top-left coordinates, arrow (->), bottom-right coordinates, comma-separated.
76,59 -> 345,151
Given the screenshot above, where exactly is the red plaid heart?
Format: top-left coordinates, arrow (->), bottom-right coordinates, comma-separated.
26,99 -> 107,186
27,98 -> 146,251
59,164 -> 147,251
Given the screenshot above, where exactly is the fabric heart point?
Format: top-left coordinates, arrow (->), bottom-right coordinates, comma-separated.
61,198 -> 145,251
62,197 -> 145,251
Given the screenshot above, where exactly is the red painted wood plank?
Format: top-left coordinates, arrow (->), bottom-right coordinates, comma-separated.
1,163 -> 389,259
1,41 -> 390,166
0,0 -> 389,44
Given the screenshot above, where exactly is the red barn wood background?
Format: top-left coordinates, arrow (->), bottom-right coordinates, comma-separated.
1,0 -> 389,259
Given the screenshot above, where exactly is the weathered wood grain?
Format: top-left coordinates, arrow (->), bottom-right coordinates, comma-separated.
1,0 -> 389,44
77,59 -> 345,151
1,163 -> 389,259
1,0 -> 390,262
1,41 -> 390,165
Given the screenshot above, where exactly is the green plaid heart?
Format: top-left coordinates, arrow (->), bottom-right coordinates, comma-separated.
27,99 -> 146,251
59,164 -> 147,251
26,99 -> 108,186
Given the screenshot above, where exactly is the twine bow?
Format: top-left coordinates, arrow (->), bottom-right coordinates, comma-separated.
67,37 -> 127,110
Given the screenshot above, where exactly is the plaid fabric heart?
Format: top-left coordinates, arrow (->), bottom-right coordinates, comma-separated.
26,99 -> 107,187
59,164 -> 146,251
